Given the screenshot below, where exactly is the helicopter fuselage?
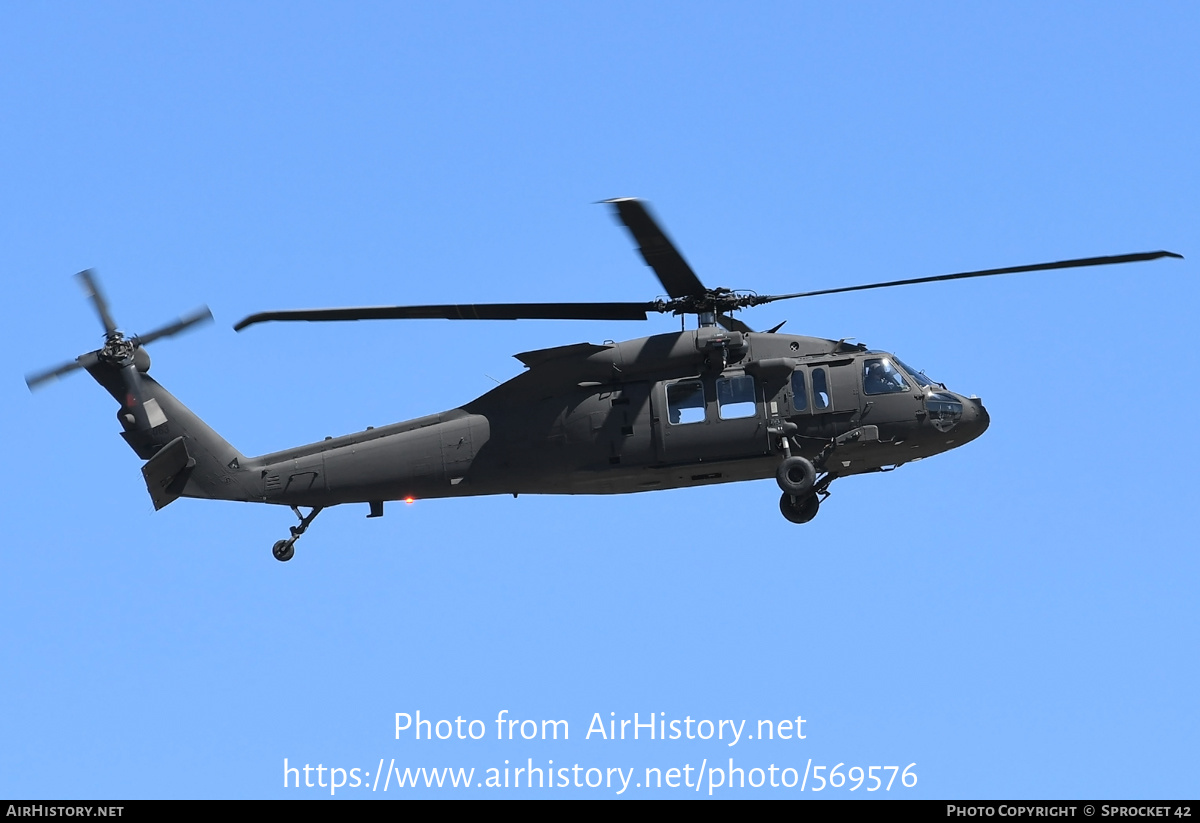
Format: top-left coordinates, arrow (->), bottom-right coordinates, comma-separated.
214,326 -> 988,510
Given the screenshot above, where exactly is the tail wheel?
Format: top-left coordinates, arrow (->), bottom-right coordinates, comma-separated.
780,492 -> 820,525
776,455 -> 816,497
272,540 -> 295,562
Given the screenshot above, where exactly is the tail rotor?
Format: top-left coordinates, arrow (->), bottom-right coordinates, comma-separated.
25,270 -> 213,432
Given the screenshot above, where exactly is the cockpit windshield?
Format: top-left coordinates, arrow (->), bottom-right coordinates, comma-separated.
863,358 -> 909,395
894,357 -> 938,389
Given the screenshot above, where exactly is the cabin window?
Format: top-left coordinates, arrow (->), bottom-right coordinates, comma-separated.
717,375 -> 757,419
790,370 -> 808,412
812,368 -> 831,410
666,380 -> 705,424
863,357 -> 910,395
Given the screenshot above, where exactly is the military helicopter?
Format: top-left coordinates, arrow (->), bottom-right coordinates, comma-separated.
26,199 -> 1181,561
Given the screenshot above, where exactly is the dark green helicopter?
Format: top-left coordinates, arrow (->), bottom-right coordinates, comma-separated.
26,199 -> 1181,561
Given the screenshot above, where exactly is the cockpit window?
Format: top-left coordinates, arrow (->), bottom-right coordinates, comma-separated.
863,358 -> 910,395
894,357 -> 937,388
667,380 -> 705,424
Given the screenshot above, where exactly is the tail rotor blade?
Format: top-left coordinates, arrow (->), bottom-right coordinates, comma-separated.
135,306 -> 214,347
76,269 -> 120,336
24,352 -> 99,391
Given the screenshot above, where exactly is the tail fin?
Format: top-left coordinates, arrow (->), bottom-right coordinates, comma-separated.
25,271 -> 257,509
88,367 -> 257,507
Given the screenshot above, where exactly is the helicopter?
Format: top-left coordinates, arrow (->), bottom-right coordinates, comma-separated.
26,199 -> 1181,561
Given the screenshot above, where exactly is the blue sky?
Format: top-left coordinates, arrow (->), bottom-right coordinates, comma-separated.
2,2 -> 1197,799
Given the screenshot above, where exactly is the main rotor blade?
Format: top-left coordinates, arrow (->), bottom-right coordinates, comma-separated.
75,269 -> 120,336
755,250 -> 1184,305
25,352 -> 99,391
234,302 -> 654,331
134,306 -> 214,346
603,198 -> 707,299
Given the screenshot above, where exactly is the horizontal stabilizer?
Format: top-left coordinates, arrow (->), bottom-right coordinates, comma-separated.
141,436 -> 196,510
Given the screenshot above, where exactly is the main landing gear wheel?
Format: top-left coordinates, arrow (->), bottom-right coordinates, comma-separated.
272,540 -> 295,562
780,492 -> 820,525
776,455 -> 816,497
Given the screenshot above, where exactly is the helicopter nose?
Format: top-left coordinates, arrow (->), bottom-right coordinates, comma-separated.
962,396 -> 989,440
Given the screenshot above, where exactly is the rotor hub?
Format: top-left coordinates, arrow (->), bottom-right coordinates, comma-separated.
664,288 -> 758,317
99,334 -> 136,366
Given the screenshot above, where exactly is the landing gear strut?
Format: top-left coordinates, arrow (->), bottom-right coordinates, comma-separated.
272,506 -> 323,562
771,419 -> 823,525
771,424 -> 880,525
771,425 -> 846,526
